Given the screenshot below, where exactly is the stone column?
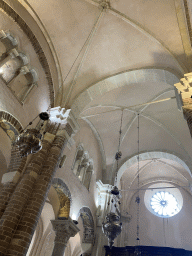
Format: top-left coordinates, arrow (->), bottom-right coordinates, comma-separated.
0,108 -> 79,256
51,219 -> 80,256
6,134 -> 66,256
0,147 -> 26,219
7,109 -> 78,256
0,139 -> 52,256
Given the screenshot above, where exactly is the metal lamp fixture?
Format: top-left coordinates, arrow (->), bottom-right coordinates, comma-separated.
102,211 -> 122,249
15,112 -> 49,157
102,110 -> 124,250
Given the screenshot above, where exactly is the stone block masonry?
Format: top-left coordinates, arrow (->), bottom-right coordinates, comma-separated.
6,135 -> 67,256
0,140 -> 52,256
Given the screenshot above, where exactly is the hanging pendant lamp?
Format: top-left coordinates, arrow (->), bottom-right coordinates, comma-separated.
15,112 -> 49,157
102,110 -> 124,250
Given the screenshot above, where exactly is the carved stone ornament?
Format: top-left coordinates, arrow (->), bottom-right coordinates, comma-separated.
49,107 -> 71,125
174,72 -> 192,110
51,219 -> 80,246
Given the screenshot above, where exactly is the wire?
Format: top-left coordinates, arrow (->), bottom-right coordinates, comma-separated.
79,96 -> 176,119
121,185 -> 190,192
136,113 -> 140,246
116,109 -> 124,172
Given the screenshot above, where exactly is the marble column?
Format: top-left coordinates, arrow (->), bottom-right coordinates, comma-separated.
51,219 -> 79,256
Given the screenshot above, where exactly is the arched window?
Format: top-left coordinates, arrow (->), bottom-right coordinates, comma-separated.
0,30 -> 38,103
0,50 -> 28,84
72,146 -> 93,190
11,67 -> 38,103
0,30 -> 17,61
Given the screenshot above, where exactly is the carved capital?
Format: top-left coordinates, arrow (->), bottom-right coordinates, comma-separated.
174,72 -> 192,110
51,219 -> 80,245
174,73 -> 192,137
49,107 -> 71,125
49,107 -> 79,130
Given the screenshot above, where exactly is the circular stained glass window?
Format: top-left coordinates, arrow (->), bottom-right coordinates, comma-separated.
150,191 -> 180,217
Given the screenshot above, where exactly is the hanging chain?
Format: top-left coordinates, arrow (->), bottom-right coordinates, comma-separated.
115,109 -> 124,175
136,113 -> 140,245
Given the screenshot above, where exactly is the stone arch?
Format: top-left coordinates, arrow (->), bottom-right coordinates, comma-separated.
12,67 -> 38,103
72,145 -> 93,190
77,207 -> 94,244
27,217 -> 43,256
0,111 -> 24,172
38,223 -> 55,256
0,0 -> 60,107
0,49 -> 29,84
72,144 -> 84,173
0,110 -> 23,136
71,68 -> 180,117
0,30 -> 17,61
52,178 -> 72,219
116,151 -> 192,186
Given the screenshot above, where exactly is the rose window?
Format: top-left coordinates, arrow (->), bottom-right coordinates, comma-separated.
150,191 -> 180,217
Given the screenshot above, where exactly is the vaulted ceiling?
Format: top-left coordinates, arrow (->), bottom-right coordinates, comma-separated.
2,0 -> 192,184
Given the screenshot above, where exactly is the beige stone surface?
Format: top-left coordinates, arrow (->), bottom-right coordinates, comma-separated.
0,0 -> 192,255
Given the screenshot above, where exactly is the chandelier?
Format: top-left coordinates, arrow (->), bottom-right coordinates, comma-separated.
102,110 -> 124,250
15,112 -> 49,157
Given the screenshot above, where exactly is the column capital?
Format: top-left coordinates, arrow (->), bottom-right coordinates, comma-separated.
174,72 -> 192,110
51,219 -> 80,245
49,107 -> 79,148
49,107 -> 79,130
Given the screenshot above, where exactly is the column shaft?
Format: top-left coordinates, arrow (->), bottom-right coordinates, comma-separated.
51,219 -> 80,256
52,242 -> 66,256
7,135 -> 66,256
0,151 -> 26,219
0,183 -> 15,219
0,141 -> 51,256
183,108 -> 192,137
